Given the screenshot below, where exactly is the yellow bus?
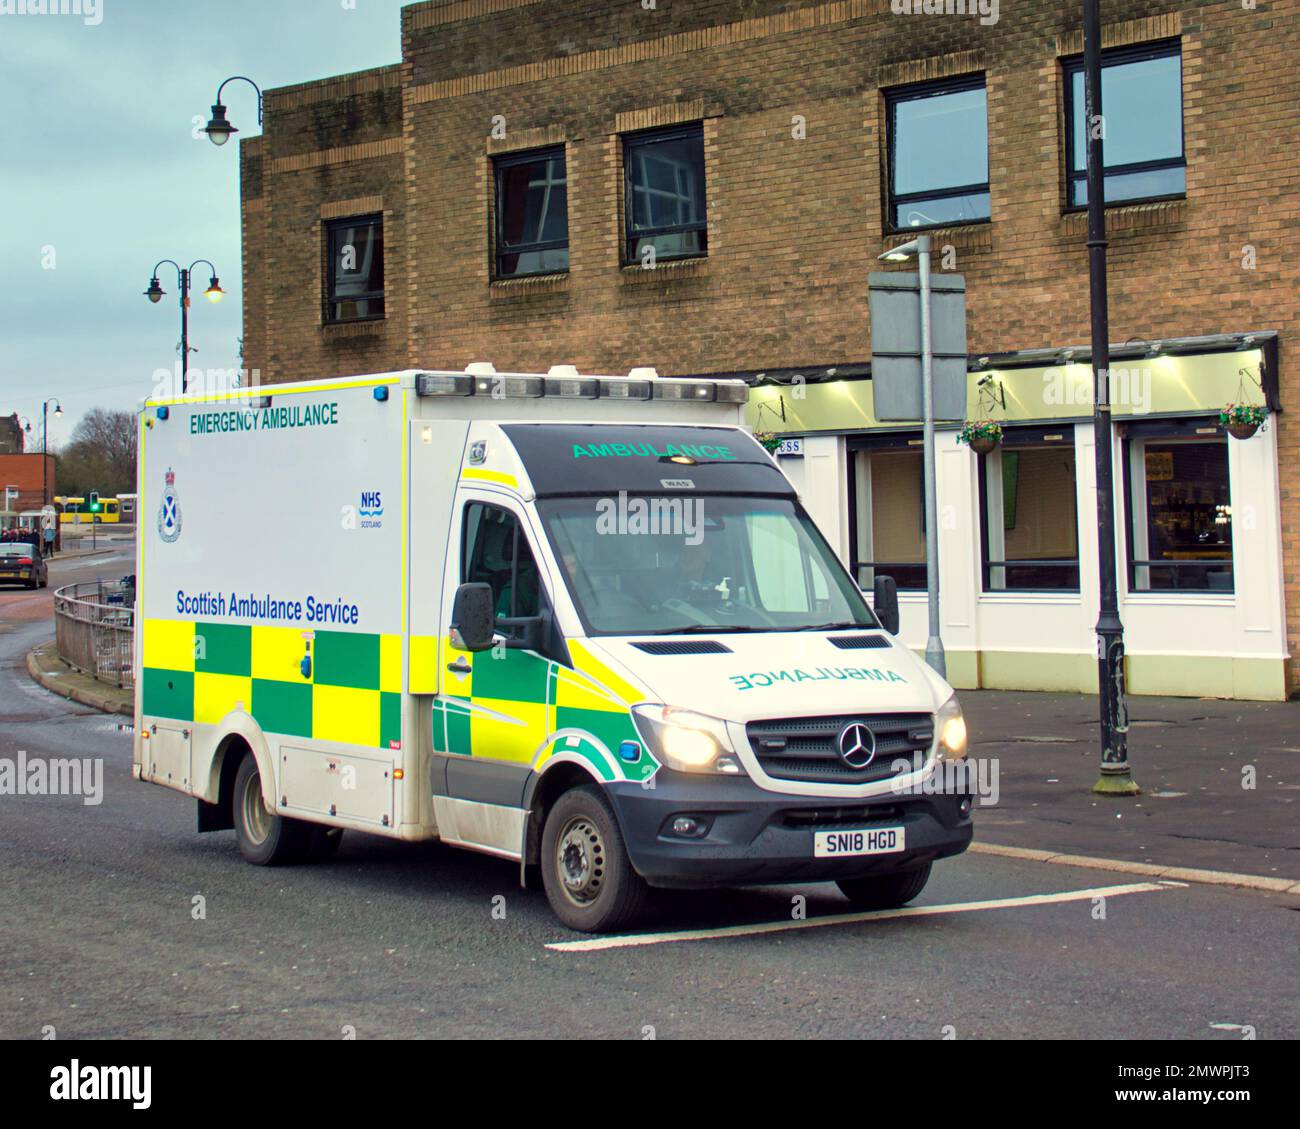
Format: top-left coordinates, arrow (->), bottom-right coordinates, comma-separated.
56,496 -> 122,524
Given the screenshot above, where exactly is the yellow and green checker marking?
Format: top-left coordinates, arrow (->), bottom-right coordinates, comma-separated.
141,620 -> 403,749
432,638 -> 658,783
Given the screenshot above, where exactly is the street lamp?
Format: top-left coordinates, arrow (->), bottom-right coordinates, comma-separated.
1081,0 -> 1136,796
877,235 -> 945,677
38,399 -> 60,507
203,76 -> 263,147
143,260 -> 224,394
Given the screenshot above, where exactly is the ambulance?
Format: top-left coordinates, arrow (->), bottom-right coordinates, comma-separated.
134,367 -> 972,932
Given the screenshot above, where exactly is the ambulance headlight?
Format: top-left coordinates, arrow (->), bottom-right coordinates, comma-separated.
631,705 -> 745,775
936,694 -> 968,761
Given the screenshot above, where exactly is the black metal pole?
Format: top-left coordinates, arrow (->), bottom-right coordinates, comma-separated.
41,401 -> 48,505
1084,0 -> 1136,795
180,268 -> 191,395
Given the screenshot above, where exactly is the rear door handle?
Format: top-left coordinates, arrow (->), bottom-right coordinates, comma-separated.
447,657 -> 472,674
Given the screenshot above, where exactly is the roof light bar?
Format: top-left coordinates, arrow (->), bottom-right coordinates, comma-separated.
416,373 -> 474,397
544,376 -> 600,399
653,380 -> 718,402
600,379 -> 652,401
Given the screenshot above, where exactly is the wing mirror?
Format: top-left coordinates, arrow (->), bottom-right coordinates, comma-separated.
450,582 -> 496,652
872,575 -> 900,636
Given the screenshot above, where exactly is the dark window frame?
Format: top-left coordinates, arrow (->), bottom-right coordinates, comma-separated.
1121,419 -> 1234,594
324,213 -> 385,325
846,434 -> 929,592
976,427 -> 1081,594
622,122 -> 709,265
492,145 -> 570,280
885,74 -> 991,234
1062,39 -> 1186,212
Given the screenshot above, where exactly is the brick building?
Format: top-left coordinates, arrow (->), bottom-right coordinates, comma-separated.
0,414 -> 25,455
239,0 -> 1298,698
0,454 -> 57,514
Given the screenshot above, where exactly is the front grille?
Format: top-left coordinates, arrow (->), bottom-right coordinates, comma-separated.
779,804 -> 903,829
746,713 -> 934,785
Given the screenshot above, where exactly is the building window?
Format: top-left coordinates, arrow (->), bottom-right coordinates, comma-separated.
494,147 -> 569,278
979,432 -> 1080,592
1064,41 -> 1185,209
850,443 -> 928,591
1125,431 -> 1233,592
886,76 -> 989,231
325,215 -> 385,323
624,123 -> 707,263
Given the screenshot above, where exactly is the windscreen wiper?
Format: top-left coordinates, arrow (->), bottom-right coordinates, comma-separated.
789,621 -> 876,632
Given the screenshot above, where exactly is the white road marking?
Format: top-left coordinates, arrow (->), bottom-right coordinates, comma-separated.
547,882 -> 1171,953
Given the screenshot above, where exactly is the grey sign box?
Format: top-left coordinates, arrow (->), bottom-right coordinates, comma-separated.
868,271 -> 968,422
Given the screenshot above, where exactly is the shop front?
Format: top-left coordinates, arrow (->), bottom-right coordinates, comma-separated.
744,335 -> 1288,700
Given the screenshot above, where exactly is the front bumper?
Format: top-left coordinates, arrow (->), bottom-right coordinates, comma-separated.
607,768 -> 973,889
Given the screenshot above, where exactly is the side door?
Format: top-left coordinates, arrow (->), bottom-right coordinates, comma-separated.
434,495 -> 559,813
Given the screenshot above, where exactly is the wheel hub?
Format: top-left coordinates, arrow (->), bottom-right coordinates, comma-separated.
556,817 -> 605,906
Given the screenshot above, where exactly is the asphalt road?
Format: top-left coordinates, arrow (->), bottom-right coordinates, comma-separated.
1,541 -> 1297,1039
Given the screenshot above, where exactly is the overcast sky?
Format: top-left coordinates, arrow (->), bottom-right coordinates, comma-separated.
0,0 -> 409,450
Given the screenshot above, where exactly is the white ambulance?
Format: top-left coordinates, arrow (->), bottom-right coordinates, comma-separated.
134,367 -> 971,932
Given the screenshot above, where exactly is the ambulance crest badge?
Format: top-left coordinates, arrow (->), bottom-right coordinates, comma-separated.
158,468 -> 183,543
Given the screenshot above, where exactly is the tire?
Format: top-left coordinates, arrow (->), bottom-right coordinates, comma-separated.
540,785 -> 648,933
836,862 -> 932,910
232,754 -> 307,866
304,825 -> 343,863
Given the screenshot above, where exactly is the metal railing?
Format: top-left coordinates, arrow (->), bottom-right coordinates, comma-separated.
53,579 -> 135,689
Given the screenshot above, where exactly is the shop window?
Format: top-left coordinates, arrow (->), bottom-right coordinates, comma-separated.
624,124 -> 708,263
1063,41 -> 1185,209
494,147 -> 569,278
851,445 -> 927,591
980,435 -> 1080,591
1125,435 -> 1233,592
886,76 -> 990,231
325,215 -> 385,323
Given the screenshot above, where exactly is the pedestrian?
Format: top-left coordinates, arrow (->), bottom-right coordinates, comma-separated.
43,521 -> 56,559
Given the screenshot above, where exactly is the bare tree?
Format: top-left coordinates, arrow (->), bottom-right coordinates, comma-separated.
57,408 -> 137,498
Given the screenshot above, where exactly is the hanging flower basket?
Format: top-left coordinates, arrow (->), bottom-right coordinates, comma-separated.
752,430 -> 783,455
957,420 -> 1003,454
1220,403 -> 1267,440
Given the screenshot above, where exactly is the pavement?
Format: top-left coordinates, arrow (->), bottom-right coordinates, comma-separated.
961,691 -> 1300,886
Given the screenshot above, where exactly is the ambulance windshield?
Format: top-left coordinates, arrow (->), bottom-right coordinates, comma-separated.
539,495 -> 878,636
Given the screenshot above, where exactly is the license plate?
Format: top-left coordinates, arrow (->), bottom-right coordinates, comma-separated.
0,571 -> 18,578
814,826 -> 905,858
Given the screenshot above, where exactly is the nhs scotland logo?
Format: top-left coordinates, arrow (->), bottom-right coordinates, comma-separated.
359,490 -> 384,530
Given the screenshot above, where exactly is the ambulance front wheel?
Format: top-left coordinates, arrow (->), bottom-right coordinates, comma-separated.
836,862 -> 932,910
541,785 -> 649,933
233,754 -> 307,866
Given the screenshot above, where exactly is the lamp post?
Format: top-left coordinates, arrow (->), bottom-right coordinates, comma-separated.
1081,0 -> 1136,796
39,399 -> 60,506
202,76 -> 263,147
144,260 -> 225,394
878,234 -> 945,677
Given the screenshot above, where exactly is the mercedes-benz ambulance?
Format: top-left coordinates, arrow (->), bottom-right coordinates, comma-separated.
134,367 -> 972,932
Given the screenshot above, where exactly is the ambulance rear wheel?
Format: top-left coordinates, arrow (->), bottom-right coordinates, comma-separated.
836,862 -> 932,910
233,754 -> 306,866
541,786 -> 648,933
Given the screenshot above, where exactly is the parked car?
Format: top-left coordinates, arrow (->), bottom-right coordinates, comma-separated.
0,541 -> 49,589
